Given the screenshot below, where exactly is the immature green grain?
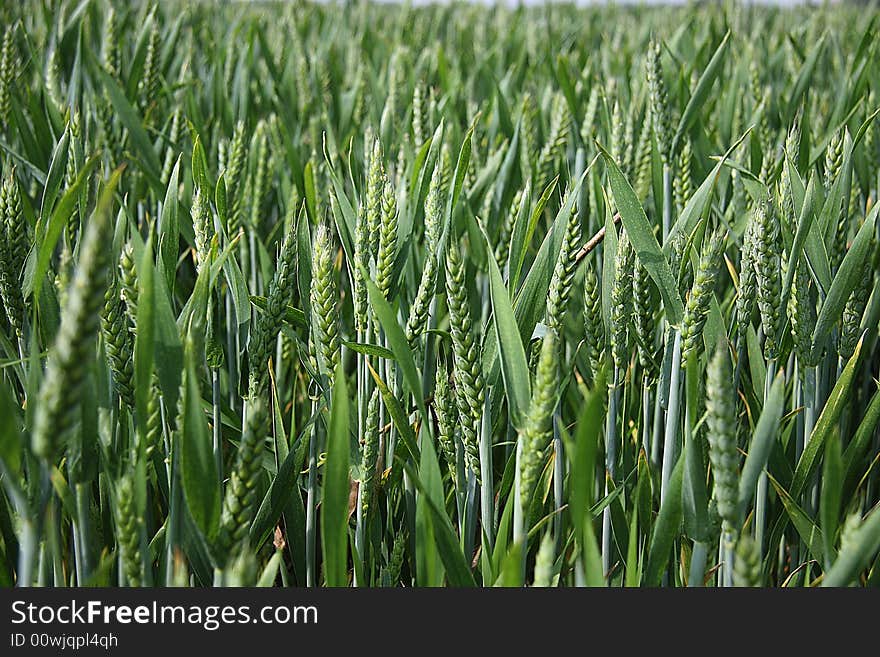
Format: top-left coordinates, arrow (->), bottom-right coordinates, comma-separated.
95,91 -> 121,158
753,201 -> 782,359
55,245 -> 72,309
733,534 -> 761,587
161,105 -> 183,185
466,111 -> 481,192
681,229 -> 724,369
866,88 -> 880,150
847,178 -> 862,221
191,188 -> 212,275
434,363 -> 459,481
310,223 -> 340,387
438,142 -> 452,203
706,347 -> 738,535
318,56 -> 333,110
217,398 -> 268,563
748,58 -> 763,112
611,100 -> 626,168
833,200 -> 856,277
477,189 -> 494,245
376,181 -> 398,300
1,172 -> 27,279
65,114 -> 83,247
32,192 -> 114,460
527,337 -> 542,375
248,220 -> 298,396
138,11 -> 161,113
427,83 -> 439,131
736,217 -> 758,341
445,239 -> 483,481
731,170 -> 749,221
351,69 -> 367,129
0,175 -> 24,336
545,198 -> 581,333
757,139 -> 775,196
825,129 -> 851,272
366,138 -> 385,259
520,93 -> 538,179
405,168 -> 441,350
225,551 -> 258,587
423,164 -> 443,250
839,244 -> 874,361
145,380 -> 162,459
824,128 -> 843,193
495,186 -> 523,269
412,82 -> 426,146
781,118 -> 801,226
206,303 -> 225,371
669,238 -> 694,308
581,85 -> 600,144
674,137 -> 693,212
788,258 -> 817,366
755,90 -> 772,155
225,121 -> 247,190
0,249 -> 22,342
536,93 -> 571,191
291,43 -> 309,115
583,260 -> 605,383
102,7 -> 120,81
115,475 -> 144,586
385,48 -> 403,121
217,137 -> 229,173
394,139 -> 408,190
610,231 -> 634,374
45,43 -> 63,113
118,243 -> 139,327
532,529 -> 555,587
267,114 -> 285,177
0,25 -> 16,129
518,331 -> 557,508
646,39 -> 672,164
352,205 -> 371,336
225,120 -> 247,234
248,121 -> 270,230
360,389 -> 380,513
632,259 -> 656,373
282,180 -> 300,237
382,530 -> 407,586
622,103 -> 637,180
102,275 -> 136,410
633,108 -> 653,200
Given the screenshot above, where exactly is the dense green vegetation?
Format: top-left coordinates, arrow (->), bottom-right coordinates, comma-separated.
0,1 -> 879,588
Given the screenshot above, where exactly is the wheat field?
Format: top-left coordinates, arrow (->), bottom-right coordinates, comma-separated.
0,0 -> 878,588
